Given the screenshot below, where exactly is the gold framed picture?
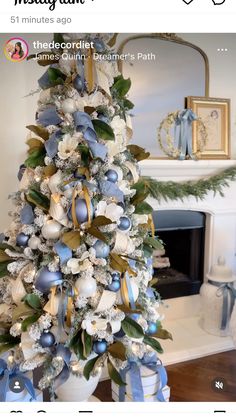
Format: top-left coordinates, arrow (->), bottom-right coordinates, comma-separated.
187,96 -> 230,159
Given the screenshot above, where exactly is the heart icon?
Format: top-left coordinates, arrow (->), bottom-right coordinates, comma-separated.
182,0 -> 194,4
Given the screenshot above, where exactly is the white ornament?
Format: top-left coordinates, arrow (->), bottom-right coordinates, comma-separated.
75,277 -> 97,298
42,220 -> 62,240
116,278 -> 139,305
28,236 -> 41,250
62,98 -> 77,114
96,201 -> 123,223
21,332 -> 36,361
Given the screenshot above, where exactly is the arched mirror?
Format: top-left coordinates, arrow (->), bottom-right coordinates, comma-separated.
118,34 -> 209,158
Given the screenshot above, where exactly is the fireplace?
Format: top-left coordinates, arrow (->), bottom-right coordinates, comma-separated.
153,210 -> 206,299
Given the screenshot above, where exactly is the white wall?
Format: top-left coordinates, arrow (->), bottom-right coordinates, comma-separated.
0,33 -> 236,231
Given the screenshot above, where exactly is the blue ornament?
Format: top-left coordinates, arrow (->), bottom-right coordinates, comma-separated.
17,164 -> 26,181
93,340 -> 107,355
105,169 -> 118,183
118,217 -> 131,231
93,240 -> 110,259
112,272 -> 121,282
114,329 -> 125,338
107,280 -> 121,292
16,233 -> 30,247
93,38 -> 106,53
73,75 -> 84,92
35,267 -> 63,294
68,198 -> 94,225
39,331 -> 55,348
147,322 -> 158,335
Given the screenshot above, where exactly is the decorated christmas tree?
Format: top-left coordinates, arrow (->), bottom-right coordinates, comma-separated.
0,33 -> 170,402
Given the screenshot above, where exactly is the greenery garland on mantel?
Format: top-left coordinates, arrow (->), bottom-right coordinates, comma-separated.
134,166 -> 236,202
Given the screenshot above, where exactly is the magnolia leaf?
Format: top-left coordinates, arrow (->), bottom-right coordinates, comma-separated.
112,75 -> 131,98
12,304 -> 35,322
92,216 -> 113,227
84,106 -> 96,115
144,237 -> 163,251
27,189 -> 50,211
121,317 -> 144,339
24,148 -> 46,168
107,33 -> 118,47
26,138 -> 44,152
143,335 -> 163,354
27,51 -> 59,66
26,125 -> 49,141
81,330 -> 93,359
107,359 -> 126,386
131,190 -> 149,206
24,294 -> 42,310
134,202 -> 153,215
61,231 -> 81,250
48,67 -> 66,86
153,328 -> 173,341
92,119 -> 115,141
123,98 -> 134,110
0,243 -> 15,251
87,227 -> 108,243
54,33 -> 65,47
0,261 -> 10,278
108,342 -> 126,361
143,244 -> 153,258
110,253 -> 136,276
43,165 -> 57,178
127,144 -> 150,161
21,313 -> 41,332
0,249 -> 12,263
149,277 -> 159,287
83,355 -> 100,381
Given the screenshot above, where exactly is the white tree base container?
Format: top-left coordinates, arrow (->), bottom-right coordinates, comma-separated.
56,373 -> 101,402
112,365 -> 170,402
5,389 -> 43,402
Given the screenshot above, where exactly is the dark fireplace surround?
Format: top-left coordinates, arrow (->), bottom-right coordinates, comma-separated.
153,210 -> 206,300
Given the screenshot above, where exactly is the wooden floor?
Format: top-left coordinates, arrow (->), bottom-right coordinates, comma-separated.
94,350 -> 236,402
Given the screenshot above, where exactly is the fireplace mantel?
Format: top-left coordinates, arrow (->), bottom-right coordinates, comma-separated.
140,159 -> 236,181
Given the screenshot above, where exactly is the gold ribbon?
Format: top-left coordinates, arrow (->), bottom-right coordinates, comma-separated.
83,186 -> 92,226
85,47 -> 95,93
148,215 -> 155,238
121,275 -> 130,308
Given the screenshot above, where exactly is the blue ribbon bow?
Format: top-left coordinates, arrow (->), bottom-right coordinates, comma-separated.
208,280 -> 236,330
175,109 -> 198,160
119,354 -> 168,402
0,359 -> 36,402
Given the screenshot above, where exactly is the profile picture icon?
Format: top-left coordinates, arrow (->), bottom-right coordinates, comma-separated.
4,37 -> 29,62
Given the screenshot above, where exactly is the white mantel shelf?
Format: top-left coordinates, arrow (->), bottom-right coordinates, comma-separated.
140,159 -> 236,181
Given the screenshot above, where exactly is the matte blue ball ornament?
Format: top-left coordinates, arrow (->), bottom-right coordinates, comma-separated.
105,169 -> 118,183
39,331 -> 55,348
93,240 -> 110,259
35,267 -> 63,294
93,340 -> 107,355
16,233 -> 30,247
147,322 -> 158,335
107,280 -> 121,292
73,75 -> 84,92
68,198 -> 94,225
118,217 -> 131,231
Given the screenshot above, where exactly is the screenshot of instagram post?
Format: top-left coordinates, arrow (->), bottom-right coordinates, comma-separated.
0,0 -> 236,418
